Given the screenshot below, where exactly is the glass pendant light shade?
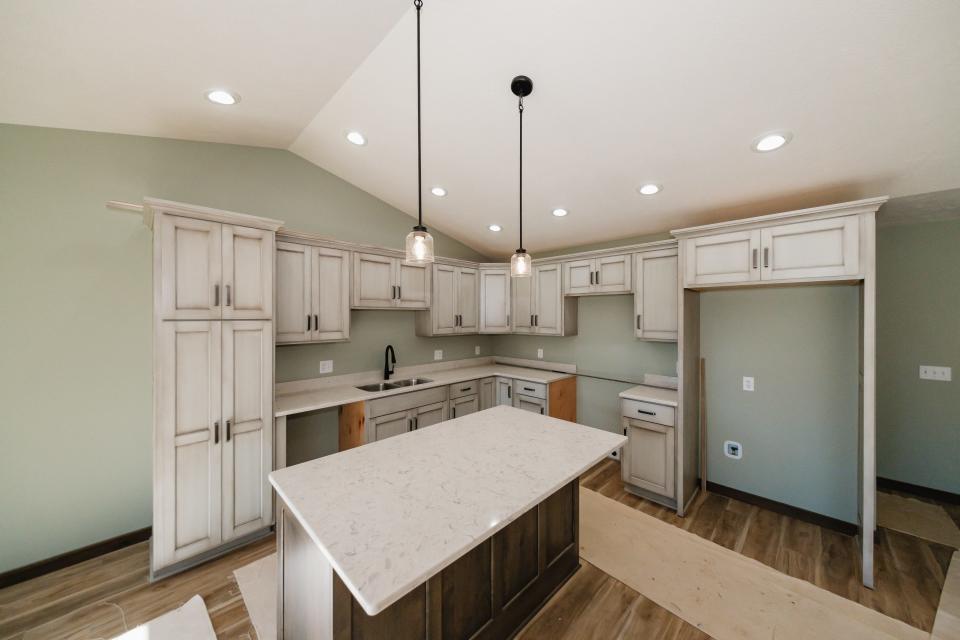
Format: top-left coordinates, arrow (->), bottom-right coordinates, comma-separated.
405,225 -> 435,264
510,249 -> 532,277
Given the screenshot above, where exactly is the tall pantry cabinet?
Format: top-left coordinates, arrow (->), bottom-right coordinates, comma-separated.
148,198 -> 282,579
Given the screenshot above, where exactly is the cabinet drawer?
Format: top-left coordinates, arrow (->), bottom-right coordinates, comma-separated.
367,386 -> 447,418
449,379 -> 479,399
513,380 -> 546,399
620,399 -> 675,427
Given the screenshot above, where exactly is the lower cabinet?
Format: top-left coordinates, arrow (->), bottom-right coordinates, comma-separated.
513,380 -> 547,415
495,377 -> 513,406
515,395 -> 546,414
479,377 -> 496,410
621,418 -> 675,499
450,394 -> 479,418
370,401 -> 447,442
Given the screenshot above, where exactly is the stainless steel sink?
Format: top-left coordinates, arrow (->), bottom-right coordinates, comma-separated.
356,382 -> 400,392
389,377 -> 433,387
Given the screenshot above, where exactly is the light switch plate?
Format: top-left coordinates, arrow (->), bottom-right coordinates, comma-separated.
742,376 -> 755,391
475,345 -> 481,355
434,349 -> 443,361
920,365 -> 952,381
318,360 -> 333,374
537,348 -> 544,360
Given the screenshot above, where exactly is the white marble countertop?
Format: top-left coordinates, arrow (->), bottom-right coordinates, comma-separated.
618,384 -> 678,407
275,363 -> 573,417
269,405 -> 625,616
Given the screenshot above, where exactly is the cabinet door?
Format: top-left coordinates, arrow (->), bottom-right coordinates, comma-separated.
415,402 -> 446,429
457,267 -> 479,333
479,377 -> 496,410
221,321 -> 273,541
222,225 -> 273,320
158,214 -> 222,320
276,242 -> 312,344
563,259 -> 595,295
495,377 -> 513,406
154,321 -> 222,570
450,394 -> 479,419
624,418 -> 675,498
312,247 -> 350,341
353,253 -> 395,308
684,230 -> 761,286
432,264 -> 458,334
596,254 -> 632,293
396,261 -> 431,309
479,268 -> 511,333
534,264 -> 562,335
760,216 -> 860,281
515,395 -> 546,415
371,410 -> 412,442
511,274 -> 534,333
635,250 -> 678,341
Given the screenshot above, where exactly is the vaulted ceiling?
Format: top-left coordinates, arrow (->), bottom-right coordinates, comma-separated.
3,0 -> 959,257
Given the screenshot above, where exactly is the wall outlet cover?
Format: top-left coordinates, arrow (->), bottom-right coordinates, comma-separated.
724,440 -> 743,460
537,348 -> 544,360
742,376 -> 755,392
475,345 -> 481,355
434,349 -> 443,361
919,365 -> 952,382
318,360 -> 333,374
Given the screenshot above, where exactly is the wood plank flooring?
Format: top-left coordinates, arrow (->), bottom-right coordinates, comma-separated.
0,458 -> 950,639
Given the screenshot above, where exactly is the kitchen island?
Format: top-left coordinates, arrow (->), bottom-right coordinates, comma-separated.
268,405 -> 625,639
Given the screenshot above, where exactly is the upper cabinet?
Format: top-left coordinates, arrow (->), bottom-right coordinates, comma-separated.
563,253 -> 632,295
634,248 -> 678,341
276,241 -> 350,344
415,264 -> 478,336
676,202 -> 873,289
158,214 -> 273,321
479,267 -> 511,334
513,263 -> 578,336
352,252 -> 431,310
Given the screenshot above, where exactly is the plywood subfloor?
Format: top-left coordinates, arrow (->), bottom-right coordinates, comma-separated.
880,491 -> 960,549
114,594 -> 216,640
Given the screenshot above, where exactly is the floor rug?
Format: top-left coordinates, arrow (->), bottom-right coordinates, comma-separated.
879,491 -> 960,549
235,553 -> 277,640
112,594 -> 215,639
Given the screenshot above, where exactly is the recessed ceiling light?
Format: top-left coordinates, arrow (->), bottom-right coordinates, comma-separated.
206,90 -> 239,105
552,208 -> 568,217
345,130 -> 367,146
752,131 -> 792,152
638,183 -> 661,196
488,224 -> 502,232
431,186 -> 447,197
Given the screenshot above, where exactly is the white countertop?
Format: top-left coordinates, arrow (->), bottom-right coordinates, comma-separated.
618,384 -> 678,407
275,364 -> 573,417
268,405 -> 625,616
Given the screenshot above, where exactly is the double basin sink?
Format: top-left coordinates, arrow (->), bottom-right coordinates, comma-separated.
356,377 -> 433,392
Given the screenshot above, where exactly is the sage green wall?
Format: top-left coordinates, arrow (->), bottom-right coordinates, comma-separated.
0,123 -> 490,573
877,220 -> 960,494
700,286 -> 860,523
492,295 -> 678,434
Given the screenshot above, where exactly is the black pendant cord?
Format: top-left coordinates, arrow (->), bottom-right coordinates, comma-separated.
518,95 -> 524,251
414,0 -> 425,231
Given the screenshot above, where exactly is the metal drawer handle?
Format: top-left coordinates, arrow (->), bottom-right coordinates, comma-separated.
452,407 -> 456,418
636,314 -> 642,331
214,284 -> 220,307
589,271 -> 594,285
398,286 -> 402,299
307,314 -> 311,331
763,247 -> 770,268
461,387 -> 471,392
523,386 -> 535,392
752,248 -> 758,269
225,284 -> 231,306
214,421 -> 220,444
539,407 -> 544,415
595,270 -> 600,285
637,409 -> 656,416
314,314 -> 318,331
226,419 -> 232,441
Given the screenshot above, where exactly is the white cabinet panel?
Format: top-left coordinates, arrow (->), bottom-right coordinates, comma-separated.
414,402 -> 446,429
684,230 -> 761,286
760,216 -> 860,280
622,418 -> 675,498
311,247 -> 350,341
515,395 -> 546,414
158,215 -> 222,320
458,267 -> 479,332
479,268 -> 511,333
221,321 -> 273,540
450,394 -> 479,419
276,242 -> 312,343
396,262 -> 431,308
635,250 -> 678,341
511,274 -> 534,333
534,264 -> 562,335
495,377 -> 513,406
371,410 -> 411,442
596,254 -> 632,293
431,265 -> 458,335
222,225 -> 273,320
563,259 -> 594,295
480,377 -> 496,410
353,252 -> 395,307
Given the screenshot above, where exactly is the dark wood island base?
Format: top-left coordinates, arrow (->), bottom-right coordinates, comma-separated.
277,479 -> 580,639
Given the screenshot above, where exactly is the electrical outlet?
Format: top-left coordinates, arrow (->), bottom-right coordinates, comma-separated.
724,441 -> 743,460
318,360 -> 333,374
742,376 -> 755,392
537,348 -> 544,360
920,365 -> 952,382
434,349 -> 443,361
607,449 -> 620,460
475,345 -> 481,355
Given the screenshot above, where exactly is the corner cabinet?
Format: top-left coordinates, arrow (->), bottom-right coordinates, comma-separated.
512,263 -> 578,336
563,253 -> 632,295
149,198 -> 280,579
634,247 -> 678,341
352,252 -> 431,309
479,267 -> 511,333
415,264 -> 478,336
276,241 -> 350,344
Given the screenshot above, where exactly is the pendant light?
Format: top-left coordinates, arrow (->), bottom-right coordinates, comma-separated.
404,0 -> 435,264
510,75 -> 534,277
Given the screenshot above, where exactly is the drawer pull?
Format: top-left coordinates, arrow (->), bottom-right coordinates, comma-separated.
637,409 -> 656,416
523,387 -> 535,392
461,387 -> 471,392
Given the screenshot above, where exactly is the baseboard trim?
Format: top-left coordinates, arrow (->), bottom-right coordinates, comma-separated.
877,476 -> 960,505
706,482 -> 858,536
0,526 -> 151,590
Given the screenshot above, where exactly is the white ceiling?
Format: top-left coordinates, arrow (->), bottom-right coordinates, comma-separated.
3,1 -> 959,257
